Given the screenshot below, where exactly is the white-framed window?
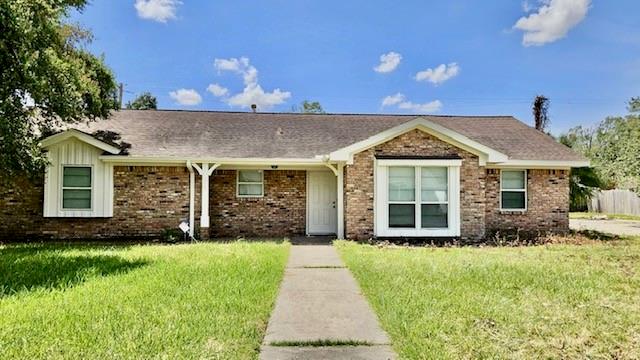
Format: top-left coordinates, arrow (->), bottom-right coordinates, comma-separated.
420,167 -> 449,228
388,167 -> 416,228
375,159 -> 461,237
61,166 -> 92,210
237,170 -> 264,197
500,170 -> 527,211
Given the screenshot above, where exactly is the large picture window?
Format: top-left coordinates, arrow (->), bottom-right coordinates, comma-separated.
237,170 -> 264,197
375,159 -> 461,237
62,166 -> 92,209
500,170 -> 527,210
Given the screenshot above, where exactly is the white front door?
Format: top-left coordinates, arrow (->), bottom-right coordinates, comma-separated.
307,171 -> 337,235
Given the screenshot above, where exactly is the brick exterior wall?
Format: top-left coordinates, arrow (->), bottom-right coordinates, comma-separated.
344,129 -> 569,242
209,170 -> 306,238
344,129 -> 485,241
0,166 -> 190,240
0,133 -> 570,242
485,169 -> 570,235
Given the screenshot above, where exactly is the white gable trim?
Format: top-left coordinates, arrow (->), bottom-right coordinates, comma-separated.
41,129 -> 121,155
328,117 -> 509,165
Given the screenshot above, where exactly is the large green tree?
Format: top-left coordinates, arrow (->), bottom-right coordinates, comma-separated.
0,0 -> 117,177
560,98 -> 640,193
125,92 -> 157,110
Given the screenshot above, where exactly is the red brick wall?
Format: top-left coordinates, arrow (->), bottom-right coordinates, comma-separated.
485,169 -> 569,234
344,129 -> 485,241
209,170 -> 306,238
343,129 -> 570,242
0,166 -> 190,240
0,146 -> 569,242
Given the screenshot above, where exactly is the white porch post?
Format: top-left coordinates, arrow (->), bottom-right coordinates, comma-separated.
201,163 -> 210,228
323,161 -> 346,239
337,163 -> 345,239
190,162 -> 219,239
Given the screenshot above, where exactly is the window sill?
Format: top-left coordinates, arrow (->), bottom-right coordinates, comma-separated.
499,209 -> 527,215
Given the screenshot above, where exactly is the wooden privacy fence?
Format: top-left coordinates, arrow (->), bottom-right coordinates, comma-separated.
589,189 -> 640,216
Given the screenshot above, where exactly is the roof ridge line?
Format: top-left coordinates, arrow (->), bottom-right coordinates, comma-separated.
115,109 -> 516,118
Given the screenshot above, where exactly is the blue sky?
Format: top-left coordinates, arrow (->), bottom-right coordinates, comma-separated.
71,0 -> 640,134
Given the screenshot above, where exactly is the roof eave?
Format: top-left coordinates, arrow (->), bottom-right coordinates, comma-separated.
486,159 -> 591,169
40,129 -> 121,155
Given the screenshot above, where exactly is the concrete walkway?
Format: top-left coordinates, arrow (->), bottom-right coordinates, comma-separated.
260,245 -> 396,360
570,218 -> 640,237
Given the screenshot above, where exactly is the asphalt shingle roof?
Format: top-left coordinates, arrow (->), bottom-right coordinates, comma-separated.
73,110 -> 585,161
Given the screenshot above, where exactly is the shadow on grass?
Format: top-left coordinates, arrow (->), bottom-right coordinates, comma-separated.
0,244 -> 148,298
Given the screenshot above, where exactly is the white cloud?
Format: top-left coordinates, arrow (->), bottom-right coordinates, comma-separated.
381,93 -> 442,113
381,93 -> 405,107
415,63 -> 460,85
169,88 -> 202,106
398,100 -> 443,113
373,52 -> 402,73
134,0 -> 181,23
513,0 -> 591,46
207,83 -> 228,97
212,57 -> 291,110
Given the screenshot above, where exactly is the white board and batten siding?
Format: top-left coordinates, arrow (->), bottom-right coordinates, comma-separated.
43,138 -> 114,217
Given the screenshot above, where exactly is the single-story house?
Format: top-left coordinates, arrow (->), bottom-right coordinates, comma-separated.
0,110 -> 588,242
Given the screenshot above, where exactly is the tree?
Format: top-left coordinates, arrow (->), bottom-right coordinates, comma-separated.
126,92 -> 157,110
629,97 -> 640,113
558,135 -> 604,210
0,0 -> 117,177
294,100 -> 325,114
559,97 -> 640,193
532,95 -> 550,131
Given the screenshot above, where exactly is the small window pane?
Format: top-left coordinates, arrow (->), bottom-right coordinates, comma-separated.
502,191 -> 525,209
63,167 -> 91,187
239,184 -> 263,196
421,204 -> 448,228
63,189 -> 91,209
421,167 -> 448,202
389,167 -> 415,201
502,171 -> 525,190
389,204 -> 415,228
239,170 -> 262,183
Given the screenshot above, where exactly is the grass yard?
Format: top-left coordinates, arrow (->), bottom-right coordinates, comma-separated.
0,241 -> 289,359
336,238 -> 640,359
570,212 -> 640,221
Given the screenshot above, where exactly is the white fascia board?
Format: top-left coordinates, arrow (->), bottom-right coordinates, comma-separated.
487,159 -> 590,169
329,117 -> 509,164
40,129 -> 121,154
99,156 -> 324,166
377,159 -> 462,167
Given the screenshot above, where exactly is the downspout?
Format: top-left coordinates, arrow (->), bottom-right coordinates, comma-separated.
186,160 -> 195,239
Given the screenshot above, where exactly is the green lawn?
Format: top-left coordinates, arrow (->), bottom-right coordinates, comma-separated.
570,212 -> 640,221
336,238 -> 640,359
0,241 -> 289,359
